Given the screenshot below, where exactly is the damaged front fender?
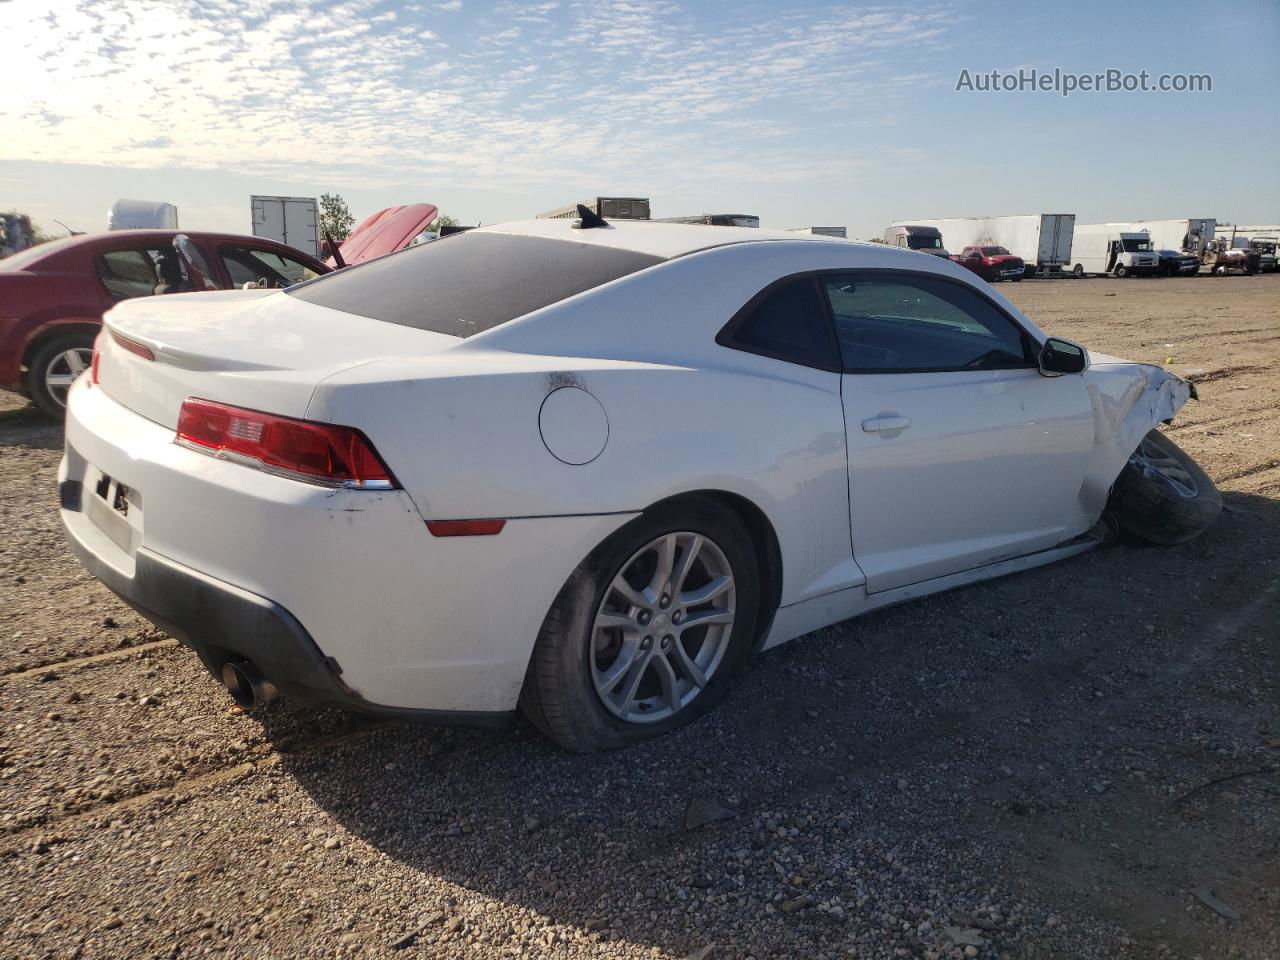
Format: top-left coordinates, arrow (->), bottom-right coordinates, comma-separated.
1078,354 -> 1195,518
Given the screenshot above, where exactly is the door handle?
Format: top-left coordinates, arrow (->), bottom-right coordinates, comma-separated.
862,415 -> 911,433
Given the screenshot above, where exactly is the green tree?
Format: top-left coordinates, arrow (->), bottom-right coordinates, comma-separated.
429,214 -> 459,229
0,211 -> 58,257
319,193 -> 355,244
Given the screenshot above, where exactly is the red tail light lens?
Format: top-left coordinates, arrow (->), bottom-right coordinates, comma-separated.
90,349 -> 101,385
426,519 -> 506,537
176,398 -> 398,489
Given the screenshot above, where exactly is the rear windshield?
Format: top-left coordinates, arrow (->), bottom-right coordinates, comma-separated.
288,232 -> 664,337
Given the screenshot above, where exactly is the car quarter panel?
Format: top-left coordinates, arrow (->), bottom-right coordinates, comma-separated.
306,243 -> 914,607
62,378 -> 630,712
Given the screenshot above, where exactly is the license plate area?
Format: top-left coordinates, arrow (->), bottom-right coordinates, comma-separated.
85,467 -> 143,556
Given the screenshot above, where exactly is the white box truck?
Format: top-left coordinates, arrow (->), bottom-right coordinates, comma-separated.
888,215 -> 1075,276
1069,223 -> 1160,277
250,196 -> 319,258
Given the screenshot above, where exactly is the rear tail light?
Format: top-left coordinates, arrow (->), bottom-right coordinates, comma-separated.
90,349 -> 101,385
176,398 -> 398,490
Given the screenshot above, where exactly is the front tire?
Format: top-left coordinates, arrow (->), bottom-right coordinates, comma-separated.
26,334 -> 95,418
1073,263 -> 1085,278
1108,430 -> 1221,545
1115,264 -> 1130,278
520,497 -> 761,752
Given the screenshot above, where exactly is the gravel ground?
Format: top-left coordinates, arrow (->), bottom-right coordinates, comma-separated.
1,275 -> 1277,960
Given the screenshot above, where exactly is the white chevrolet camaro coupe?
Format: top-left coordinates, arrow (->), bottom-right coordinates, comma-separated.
59,214 -> 1221,751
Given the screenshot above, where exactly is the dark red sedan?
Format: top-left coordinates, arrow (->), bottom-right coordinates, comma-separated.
0,231 -> 329,416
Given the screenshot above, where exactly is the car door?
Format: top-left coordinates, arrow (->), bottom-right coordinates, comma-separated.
824,270 -> 1095,594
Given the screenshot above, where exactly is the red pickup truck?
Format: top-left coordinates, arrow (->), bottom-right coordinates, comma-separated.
951,245 -> 1025,283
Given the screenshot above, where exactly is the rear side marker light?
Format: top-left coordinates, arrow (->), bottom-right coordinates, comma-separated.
90,349 -> 101,385
176,398 -> 398,490
427,519 -> 506,537
110,331 -> 155,361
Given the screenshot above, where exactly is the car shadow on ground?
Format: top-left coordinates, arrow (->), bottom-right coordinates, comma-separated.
0,403 -> 62,450
253,489 -> 1280,958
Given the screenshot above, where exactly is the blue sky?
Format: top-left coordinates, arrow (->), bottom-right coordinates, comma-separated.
3,0 -> 1278,239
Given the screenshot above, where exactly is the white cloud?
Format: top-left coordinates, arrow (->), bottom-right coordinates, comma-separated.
0,0 -> 959,195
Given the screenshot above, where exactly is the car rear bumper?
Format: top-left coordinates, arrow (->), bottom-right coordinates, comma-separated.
59,509 -> 510,724
59,377 -> 632,715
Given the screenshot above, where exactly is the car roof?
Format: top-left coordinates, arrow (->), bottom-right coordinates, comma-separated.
1,230 -> 324,272
474,217 -> 855,260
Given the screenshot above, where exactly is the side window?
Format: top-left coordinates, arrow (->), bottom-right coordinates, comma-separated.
717,276 -> 839,371
823,272 -> 1031,373
221,246 -> 319,288
96,250 -> 160,301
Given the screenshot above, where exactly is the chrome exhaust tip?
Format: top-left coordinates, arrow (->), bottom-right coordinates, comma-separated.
221,660 -> 280,709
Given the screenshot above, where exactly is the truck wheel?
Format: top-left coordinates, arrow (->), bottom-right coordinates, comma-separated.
1114,264 -> 1129,278
1107,430 -> 1221,545
1072,264 -> 1085,278
26,333 -> 96,418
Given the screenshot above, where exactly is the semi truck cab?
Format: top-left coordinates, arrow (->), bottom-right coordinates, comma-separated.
882,225 -> 951,257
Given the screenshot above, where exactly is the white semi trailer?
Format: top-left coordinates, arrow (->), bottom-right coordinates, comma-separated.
250,196 -> 320,257
1069,223 -> 1160,277
888,215 -> 1075,276
787,226 -> 847,238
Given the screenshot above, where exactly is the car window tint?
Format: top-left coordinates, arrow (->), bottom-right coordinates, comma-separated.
96,250 -> 161,301
719,276 -> 838,371
823,272 -> 1030,373
288,232 -> 663,337
221,246 -> 319,288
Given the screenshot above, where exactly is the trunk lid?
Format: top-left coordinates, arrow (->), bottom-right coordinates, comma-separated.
329,203 -> 440,267
96,288 -> 459,429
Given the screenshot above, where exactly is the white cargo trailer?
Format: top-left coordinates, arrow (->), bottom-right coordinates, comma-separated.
888,215 -> 1075,276
108,199 -> 178,230
1122,218 -> 1215,258
1069,223 -> 1160,277
787,226 -> 847,238
250,196 -> 319,257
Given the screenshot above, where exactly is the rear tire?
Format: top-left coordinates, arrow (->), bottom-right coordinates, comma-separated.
1073,263 -> 1085,278
520,497 -> 761,752
1108,430 -> 1221,545
26,333 -> 95,418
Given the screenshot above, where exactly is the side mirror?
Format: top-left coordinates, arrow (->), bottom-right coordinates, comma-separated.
1038,337 -> 1088,376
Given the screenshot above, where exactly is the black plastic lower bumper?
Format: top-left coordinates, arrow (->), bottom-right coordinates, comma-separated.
60,482 -> 512,728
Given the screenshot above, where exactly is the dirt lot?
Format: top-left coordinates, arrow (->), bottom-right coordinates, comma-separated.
1,276 -> 1277,960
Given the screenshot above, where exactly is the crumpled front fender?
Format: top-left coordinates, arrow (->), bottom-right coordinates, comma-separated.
1078,354 -> 1195,517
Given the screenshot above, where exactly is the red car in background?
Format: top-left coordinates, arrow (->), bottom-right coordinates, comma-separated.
0,231 -> 329,416
0,203 -> 441,417
951,245 -> 1026,283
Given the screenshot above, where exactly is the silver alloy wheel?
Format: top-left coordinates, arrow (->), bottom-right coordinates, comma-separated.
1130,435 -> 1199,499
44,347 -> 93,409
590,531 -> 736,724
